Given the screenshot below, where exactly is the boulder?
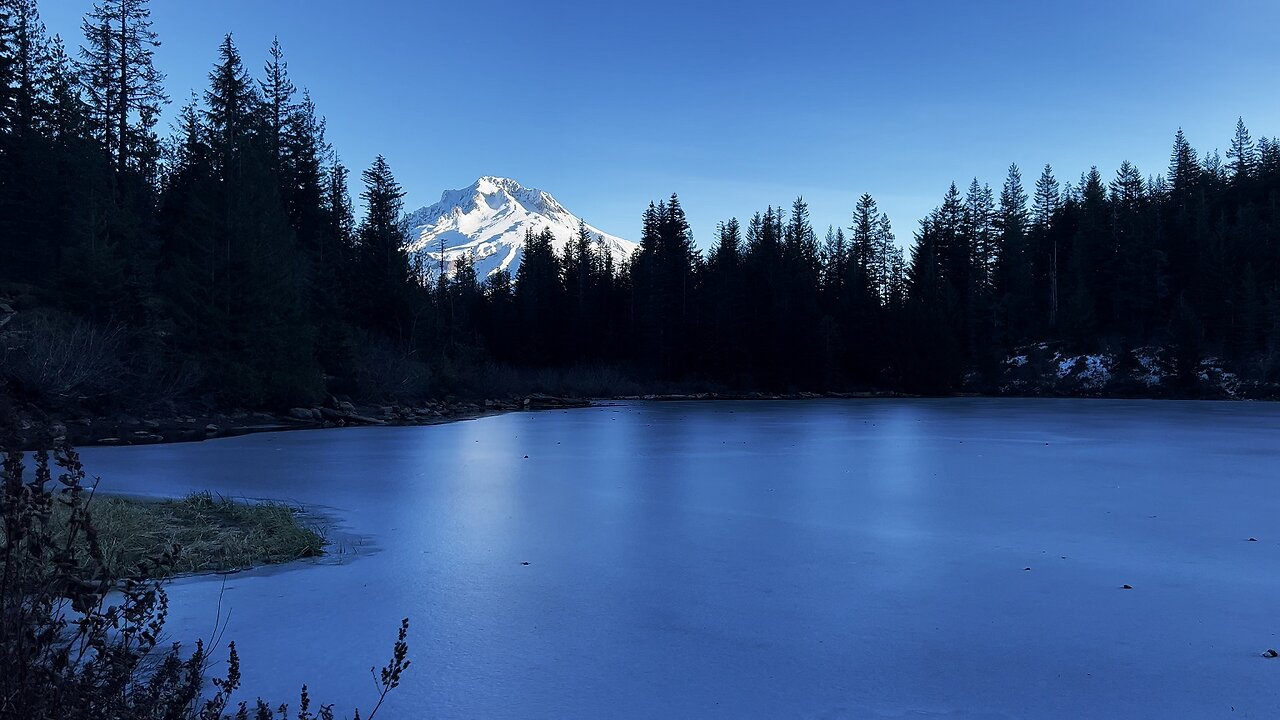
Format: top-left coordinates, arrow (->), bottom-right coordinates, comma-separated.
524,394 -> 591,410
317,407 -> 385,426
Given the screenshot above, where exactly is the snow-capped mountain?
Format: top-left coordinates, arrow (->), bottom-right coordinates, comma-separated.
404,176 -> 637,279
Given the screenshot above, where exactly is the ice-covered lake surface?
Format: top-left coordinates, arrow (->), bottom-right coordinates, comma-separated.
79,399 -> 1280,718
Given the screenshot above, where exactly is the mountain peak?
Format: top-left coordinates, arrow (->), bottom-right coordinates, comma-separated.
471,175 -> 522,193
404,178 -> 636,279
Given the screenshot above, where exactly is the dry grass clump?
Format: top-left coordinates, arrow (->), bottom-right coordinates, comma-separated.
49,491 -> 325,577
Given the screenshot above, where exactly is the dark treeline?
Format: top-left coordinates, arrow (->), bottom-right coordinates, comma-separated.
4,0 -> 1280,416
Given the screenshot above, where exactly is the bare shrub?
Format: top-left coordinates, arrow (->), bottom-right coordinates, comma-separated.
348,332 -> 434,401
1,311 -> 127,403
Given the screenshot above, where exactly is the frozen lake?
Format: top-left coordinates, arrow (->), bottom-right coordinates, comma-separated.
79,399 -> 1280,718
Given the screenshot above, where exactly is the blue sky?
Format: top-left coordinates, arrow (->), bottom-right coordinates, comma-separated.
39,0 -> 1280,248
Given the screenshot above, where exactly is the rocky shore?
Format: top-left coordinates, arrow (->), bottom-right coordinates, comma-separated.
5,347 -> 1275,450
4,394 -> 594,449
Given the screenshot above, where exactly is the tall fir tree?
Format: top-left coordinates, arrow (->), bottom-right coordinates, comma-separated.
259,36 -> 294,165
1168,128 -> 1200,199
1226,116 -> 1255,182
78,0 -> 166,176
1031,164 -> 1061,327
993,164 -> 1031,343
514,226 -> 564,364
355,154 -> 413,342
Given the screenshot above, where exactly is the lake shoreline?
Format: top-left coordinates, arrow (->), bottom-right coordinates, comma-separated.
7,394 -> 593,449
6,343 -> 1274,450
11,384 -> 1270,450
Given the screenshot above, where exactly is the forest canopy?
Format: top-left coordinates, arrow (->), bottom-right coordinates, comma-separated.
3,0 -> 1279,417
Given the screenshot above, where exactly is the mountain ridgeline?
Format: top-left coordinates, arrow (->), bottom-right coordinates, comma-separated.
403,176 -> 637,281
3,0 -> 1280,420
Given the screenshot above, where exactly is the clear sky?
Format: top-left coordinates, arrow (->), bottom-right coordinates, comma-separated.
38,0 -> 1280,248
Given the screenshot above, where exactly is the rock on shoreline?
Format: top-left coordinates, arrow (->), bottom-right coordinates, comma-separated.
2,395 -> 587,449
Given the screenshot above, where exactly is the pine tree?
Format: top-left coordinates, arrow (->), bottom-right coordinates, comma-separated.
40,35 -> 89,143
514,226 -> 563,364
1109,160 -> 1144,206
5,0 -> 47,138
781,197 -> 823,383
904,212 -> 961,391
963,179 -> 997,300
563,219 -> 598,353
1226,116 -> 1255,182
0,2 -> 33,279
1202,149 -> 1224,185
934,183 -> 967,288
1031,164 -> 1061,327
193,33 -> 258,329
848,193 -> 880,303
993,164 -> 1031,341
631,201 -> 662,364
1064,166 -> 1108,344
1258,137 -> 1280,179
0,3 -> 122,303
155,35 -> 319,404
326,156 -> 355,251
959,178 -> 998,360
79,0 -> 166,175
355,154 -> 411,339
1109,160 -> 1161,340
784,196 -> 819,276
481,267 -> 516,359
203,34 -> 258,171
282,90 -> 330,256
878,213 -> 905,308
1032,164 -> 1059,230
705,217 -> 744,377
633,193 -> 699,374
1167,128 -> 1200,198
0,3 -> 15,134
821,224 -> 847,299
828,194 -> 885,380
259,36 -> 294,164
154,93 -> 218,348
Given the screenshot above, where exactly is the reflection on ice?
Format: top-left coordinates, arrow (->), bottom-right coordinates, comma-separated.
78,399 -> 1280,719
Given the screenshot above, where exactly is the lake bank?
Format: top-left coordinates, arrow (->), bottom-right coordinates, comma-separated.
9,381 -> 1268,453
3,394 -> 595,449
5,341 -> 1275,450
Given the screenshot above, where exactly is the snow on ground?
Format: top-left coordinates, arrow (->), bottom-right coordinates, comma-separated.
1050,352 -> 1111,389
1074,354 -> 1110,389
1136,349 -> 1164,387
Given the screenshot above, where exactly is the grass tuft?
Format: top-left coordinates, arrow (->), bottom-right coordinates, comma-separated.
62,491 -> 326,577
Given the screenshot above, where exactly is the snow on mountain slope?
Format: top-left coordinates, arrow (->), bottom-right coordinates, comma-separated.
404,176 -> 637,279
